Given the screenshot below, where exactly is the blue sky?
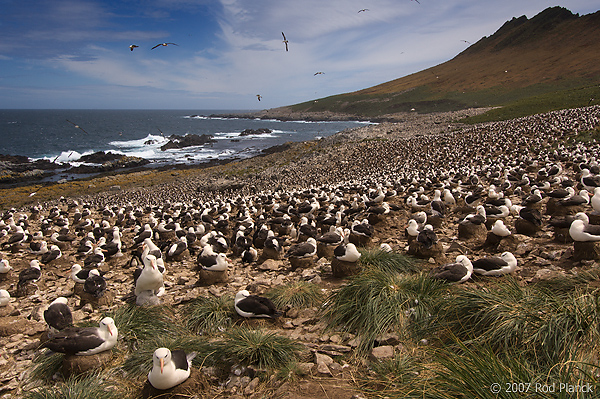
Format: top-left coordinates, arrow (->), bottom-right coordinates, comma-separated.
1,0 -> 598,110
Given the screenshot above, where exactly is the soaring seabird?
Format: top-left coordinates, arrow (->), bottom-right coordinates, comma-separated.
151,42 -> 179,50
44,297 -> 73,331
430,255 -> 473,283
43,317 -> 118,355
518,207 -> 543,226
148,348 -> 197,390
234,290 -> 280,318
316,226 -> 344,245
281,32 -> 289,51
472,252 -> 517,276
198,252 -> 230,271
129,44 -> 139,51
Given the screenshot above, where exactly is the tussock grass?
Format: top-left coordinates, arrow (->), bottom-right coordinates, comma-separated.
434,278 -> 600,365
266,281 -> 323,309
358,249 -> 420,274
24,371 -> 123,399
28,350 -> 65,382
359,352 -> 423,397
181,295 -> 235,335
105,304 -> 184,348
322,270 -> 447,355
214,327 -> 302,370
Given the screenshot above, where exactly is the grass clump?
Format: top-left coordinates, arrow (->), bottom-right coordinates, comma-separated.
105,304 -> 183,348
358,352 -> 423,397
358,248 -> 420,274
322,270 -> 447,355
181,294 -> 235,335
28,351 -> 65,382
434,278 -> 600,366
266,281 -> 323,309
24,371 -> 123,399
215,327 -> 302,370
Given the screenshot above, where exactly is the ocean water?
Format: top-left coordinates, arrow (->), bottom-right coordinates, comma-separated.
0,109 -> 370,167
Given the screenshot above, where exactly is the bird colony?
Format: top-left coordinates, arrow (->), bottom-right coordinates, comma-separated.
1,105 -> 600,395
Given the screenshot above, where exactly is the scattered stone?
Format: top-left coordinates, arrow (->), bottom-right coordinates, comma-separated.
370,345 -> 395,361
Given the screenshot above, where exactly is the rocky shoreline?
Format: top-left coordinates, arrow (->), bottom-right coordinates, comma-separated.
0,108 -> 484,189
1,105 -> 600,398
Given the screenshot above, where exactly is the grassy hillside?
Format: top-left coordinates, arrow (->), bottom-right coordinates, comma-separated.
288,6 -> 600,121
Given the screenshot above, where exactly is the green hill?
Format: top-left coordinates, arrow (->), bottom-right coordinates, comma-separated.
286,6 -> 600,122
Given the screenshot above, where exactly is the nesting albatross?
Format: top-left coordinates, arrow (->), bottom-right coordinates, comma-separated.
43,317 -> 118,355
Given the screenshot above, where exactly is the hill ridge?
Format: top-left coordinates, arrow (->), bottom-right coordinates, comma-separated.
278,6 -> 600,121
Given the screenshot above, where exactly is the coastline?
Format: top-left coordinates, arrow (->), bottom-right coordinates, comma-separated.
212,105 -> 494,123
0,108 -> 490,210
1,105 -> 600,398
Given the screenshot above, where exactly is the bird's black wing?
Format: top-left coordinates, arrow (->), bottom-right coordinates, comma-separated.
44,303 -> 73,330
472,257 -> 507,272
171,349 -> 190,371
44,327 -> 104,354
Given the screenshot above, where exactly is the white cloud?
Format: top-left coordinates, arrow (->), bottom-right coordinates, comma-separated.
2,0 -> 599,108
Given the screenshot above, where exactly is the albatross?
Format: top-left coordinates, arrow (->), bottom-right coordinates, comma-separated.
43,317 -> 118,355
472,252 -> 517,276
281,32 -> 289,51
148,348 -> 197,390
234,290 -> 280,318
44,297 -> 73,331
151,42 -> 179,50
430,255 -> 473,283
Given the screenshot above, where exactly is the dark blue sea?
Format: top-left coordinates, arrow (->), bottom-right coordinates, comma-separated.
0,110 -> 370,167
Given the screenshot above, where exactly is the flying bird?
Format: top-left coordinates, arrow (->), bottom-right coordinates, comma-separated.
358,8 -> 369,13
256,94 -> 262,101
461,40 -> 471,44
66,119 -> 88,135
129,44 -> 139,51
151,42 -> 179,50
281,32 -> 288,51
314,72 -> 325,76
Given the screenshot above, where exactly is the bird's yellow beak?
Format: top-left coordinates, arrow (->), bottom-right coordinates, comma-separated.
160,358 -> 164,373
